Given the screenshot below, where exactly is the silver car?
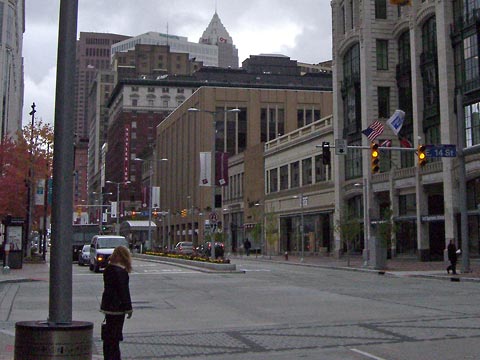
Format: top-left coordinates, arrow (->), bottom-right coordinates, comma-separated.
174,241 -> 194,255
78,244 -> 91,266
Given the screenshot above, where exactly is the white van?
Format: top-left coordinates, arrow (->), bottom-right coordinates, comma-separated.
89,235 -> 128,273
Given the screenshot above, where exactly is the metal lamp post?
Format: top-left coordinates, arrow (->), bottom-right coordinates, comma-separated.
106,180 -> 131,235
135,157 -> 168,251
188,107 -> 240,260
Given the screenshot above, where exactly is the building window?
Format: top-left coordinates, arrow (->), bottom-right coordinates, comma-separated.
376,39 -> 389,70
465,102 -> 480,147
162,88 -> 169,93
375,0 -> 387,19
177,88 -> 184,93
464,35 -> 479,89
345,142 -> 362,179
342,43 -> 361,135
132,99 -> 138,106
280,165 -> 289,191
131,86 -> 139,92
302,158 -> 312,186
378,87 -> 390,118
148,100 -> 154,107
148,87 -> 155,93
314,155 -> 327,182
290,161 -> 300,188
261,106 -> 284,142
269,168 -> 278,193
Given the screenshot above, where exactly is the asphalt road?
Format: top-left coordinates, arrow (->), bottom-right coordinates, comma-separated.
2,258 -> 480,359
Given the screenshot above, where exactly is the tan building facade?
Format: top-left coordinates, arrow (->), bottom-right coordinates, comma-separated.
156,86 -> 332,251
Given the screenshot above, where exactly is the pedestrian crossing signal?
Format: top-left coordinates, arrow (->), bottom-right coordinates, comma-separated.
417,145 -> 427,167
370,143 -> 379,174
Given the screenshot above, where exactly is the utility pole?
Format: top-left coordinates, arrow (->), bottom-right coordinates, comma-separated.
24,102 -> 36,257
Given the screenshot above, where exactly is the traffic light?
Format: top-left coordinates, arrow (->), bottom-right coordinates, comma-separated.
322,141 -> 331,165
181,209 -> 187,218
370,142 -> 380,174
131,211 -> 136,218
417,144 -> 427,167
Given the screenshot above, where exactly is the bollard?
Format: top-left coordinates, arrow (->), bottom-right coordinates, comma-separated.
284,251 -> 288,261
15,320 -> 93,360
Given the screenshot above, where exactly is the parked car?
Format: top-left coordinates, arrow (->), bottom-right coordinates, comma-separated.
89,235 -> 129,273
174,241 -> 194,255
78,244 -> 91,266
197,242 -> 224,258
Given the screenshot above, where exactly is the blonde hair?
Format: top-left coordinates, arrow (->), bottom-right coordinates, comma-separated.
109,246 -> 132,273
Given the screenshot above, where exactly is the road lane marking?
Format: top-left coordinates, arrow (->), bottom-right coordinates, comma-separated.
350,349 -> 388,360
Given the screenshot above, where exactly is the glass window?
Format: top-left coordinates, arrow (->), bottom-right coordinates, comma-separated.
376,39 -> 389,70
290,161 -> 300,188
238,108 -> 247,153
315,155 -> 327,182
375,0 -> 387,19
302,158 -> 312,186
464,35 -> 479,85
269,168 -> 278,193
269,108 -> 276,141
132,99 -> 137,106
465,102 -> 480,147
297,109 -> 304,128
280,165 -> 289,191
378,87 -> 390,118
261,108 -> 268,142
345,143 -> 362,180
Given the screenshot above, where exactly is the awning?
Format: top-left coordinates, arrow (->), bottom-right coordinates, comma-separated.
122,220 -> 156,230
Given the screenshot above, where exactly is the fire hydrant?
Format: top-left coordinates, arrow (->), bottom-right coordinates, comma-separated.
284,251 -> 288,261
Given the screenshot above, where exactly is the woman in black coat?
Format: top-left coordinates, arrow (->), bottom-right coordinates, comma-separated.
100,246 -> 133,360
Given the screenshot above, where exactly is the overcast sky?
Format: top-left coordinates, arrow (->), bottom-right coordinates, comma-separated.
23,0 -> 332,125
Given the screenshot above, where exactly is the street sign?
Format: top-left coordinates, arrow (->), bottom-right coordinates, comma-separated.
425,144 -> 457,158
209,211 -> 218,224
335,139 -> 347,155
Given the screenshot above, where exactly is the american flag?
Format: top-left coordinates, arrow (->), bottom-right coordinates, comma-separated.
379,139 -> 392,147
362,121 -> 384,142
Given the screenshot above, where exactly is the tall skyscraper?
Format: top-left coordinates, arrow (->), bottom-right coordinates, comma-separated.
199,11 -> 239,68
74,32 -> 130,206
0,0 -> 24,139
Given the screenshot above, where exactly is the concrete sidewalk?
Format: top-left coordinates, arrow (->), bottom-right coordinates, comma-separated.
232,253 -> 480,282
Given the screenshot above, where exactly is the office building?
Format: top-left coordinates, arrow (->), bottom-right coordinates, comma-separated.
331,0 -> 480,264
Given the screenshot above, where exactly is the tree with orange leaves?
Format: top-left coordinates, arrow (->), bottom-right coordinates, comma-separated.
0,119 -> 53,225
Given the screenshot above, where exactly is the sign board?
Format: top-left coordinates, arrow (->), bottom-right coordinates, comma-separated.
209,212 -> 218,224
425,144 -> 456,158
335,139 -> 347,155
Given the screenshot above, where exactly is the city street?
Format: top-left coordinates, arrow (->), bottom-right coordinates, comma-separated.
1,257 -> 480,359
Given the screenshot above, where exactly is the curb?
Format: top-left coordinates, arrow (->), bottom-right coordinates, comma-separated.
133,253 -> 245,273
233,256 -> 480,282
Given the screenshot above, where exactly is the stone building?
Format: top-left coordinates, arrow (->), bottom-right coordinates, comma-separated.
331,0 -> 480,266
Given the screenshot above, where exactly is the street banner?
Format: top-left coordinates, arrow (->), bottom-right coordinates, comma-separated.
111,202 -> 117,218
35,179 -> 45,206
152,186 -> 160,208
199,152 -> 212,186
216,152 -> 229,186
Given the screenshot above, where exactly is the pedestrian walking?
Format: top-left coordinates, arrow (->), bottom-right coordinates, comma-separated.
244,238 -> 251,256
446,240 -> 458,275
100,246 -> 133,360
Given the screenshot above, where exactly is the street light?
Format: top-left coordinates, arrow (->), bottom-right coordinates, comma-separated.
188,107 -> 240,260
135,157 -> 168,251
293,193 -> 305,262
106,180 -> 131,234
